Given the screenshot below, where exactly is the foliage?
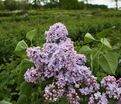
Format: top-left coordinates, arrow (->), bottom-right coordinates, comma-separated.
0,10 -> 121,104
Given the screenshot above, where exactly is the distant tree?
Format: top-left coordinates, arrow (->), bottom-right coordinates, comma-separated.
32,0 -> 49,5
114,0 -> 118,10
59,0 -> 80,9
112,0 -> 121,10
82,0 -> 89,9
50,0 -> 58,3
4,0 -> 18,10
85,0 -> 88,4
82,0 -> 88,4
0,0 -> 4,10
18,0 -> 30,10
32,0 -> 41,6
25,0 -> 29,3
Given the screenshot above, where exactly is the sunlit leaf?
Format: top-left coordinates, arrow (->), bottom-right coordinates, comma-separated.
101,38 -> 112,49
84,33 -> 95,43
15,40 -> 28,52
79,45 -> 92,54
0,100 -> 12,104
26,29 -> 37,42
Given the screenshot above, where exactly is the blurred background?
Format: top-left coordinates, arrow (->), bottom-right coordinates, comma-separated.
0,0 -> 121,10
0,0 -> 121,104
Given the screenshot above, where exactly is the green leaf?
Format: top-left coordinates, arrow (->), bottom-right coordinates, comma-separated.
101,38 -> 112,49
17,94 -> 28,104
26,29 -> 37,42
84,33 -> 95,43
79,45 -> 92,54
91,53 -> 100,71
0,100 -> 12,104
20,81 -> 33,96
15,40 -> 28,52
59,97 -> 69,104
19,59 -> 33,70
99,52 -> 119,75
16,59 -> 33,83
47,97 -> 69,104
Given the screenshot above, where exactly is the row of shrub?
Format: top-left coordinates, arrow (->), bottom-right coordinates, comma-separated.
1,10 -> 121,19
0,0 -> 108,10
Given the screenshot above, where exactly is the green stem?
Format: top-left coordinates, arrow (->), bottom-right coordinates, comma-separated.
90,43 -> 103,71
30,41 -> 33,47
92,43 -> 103,60
90,54 -> 93,71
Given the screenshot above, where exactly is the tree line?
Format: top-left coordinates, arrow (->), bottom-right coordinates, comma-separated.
0,0 -> 119,10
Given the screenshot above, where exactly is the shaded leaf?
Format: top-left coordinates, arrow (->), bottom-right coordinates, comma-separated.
17,94 -> 28,104
20,81 -> 33,96
99,52 -> 119,75
17,59 -> 33,83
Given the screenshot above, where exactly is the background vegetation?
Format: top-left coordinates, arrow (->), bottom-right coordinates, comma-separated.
0,0 -> 121,104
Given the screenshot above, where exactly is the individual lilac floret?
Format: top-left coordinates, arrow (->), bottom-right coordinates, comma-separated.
24,67 -> 41,83
43,43 -> 58,56
117,97 -> 121,104
45,23 -> 68,43
101,75 -> 116,87
44,84 -> 64,101
66,88 -> 80,104
26,47 -> 41,61
117,78 -> 121,87
76,54 -> 86,65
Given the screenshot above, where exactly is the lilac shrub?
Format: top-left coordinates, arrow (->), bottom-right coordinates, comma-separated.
24,23 -> 121,104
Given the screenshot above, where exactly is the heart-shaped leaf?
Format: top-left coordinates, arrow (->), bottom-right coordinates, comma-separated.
26,29 -> 37,42
99,52 -> 119,75
15,40 -> 28,52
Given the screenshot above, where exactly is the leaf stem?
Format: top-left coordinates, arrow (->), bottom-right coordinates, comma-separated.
90,43 -> 103,71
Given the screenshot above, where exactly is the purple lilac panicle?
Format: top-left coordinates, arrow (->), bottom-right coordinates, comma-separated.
24,23 -> 121,104
24,23 -> 99,104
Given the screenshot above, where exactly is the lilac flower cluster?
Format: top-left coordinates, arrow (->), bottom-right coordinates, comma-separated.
45,22 -> 68,43
101,76 -> 121,100
88,76 -> 121,104
24,23 -> 99,104
24,23 -> 121,104
89,92 -> 108,104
